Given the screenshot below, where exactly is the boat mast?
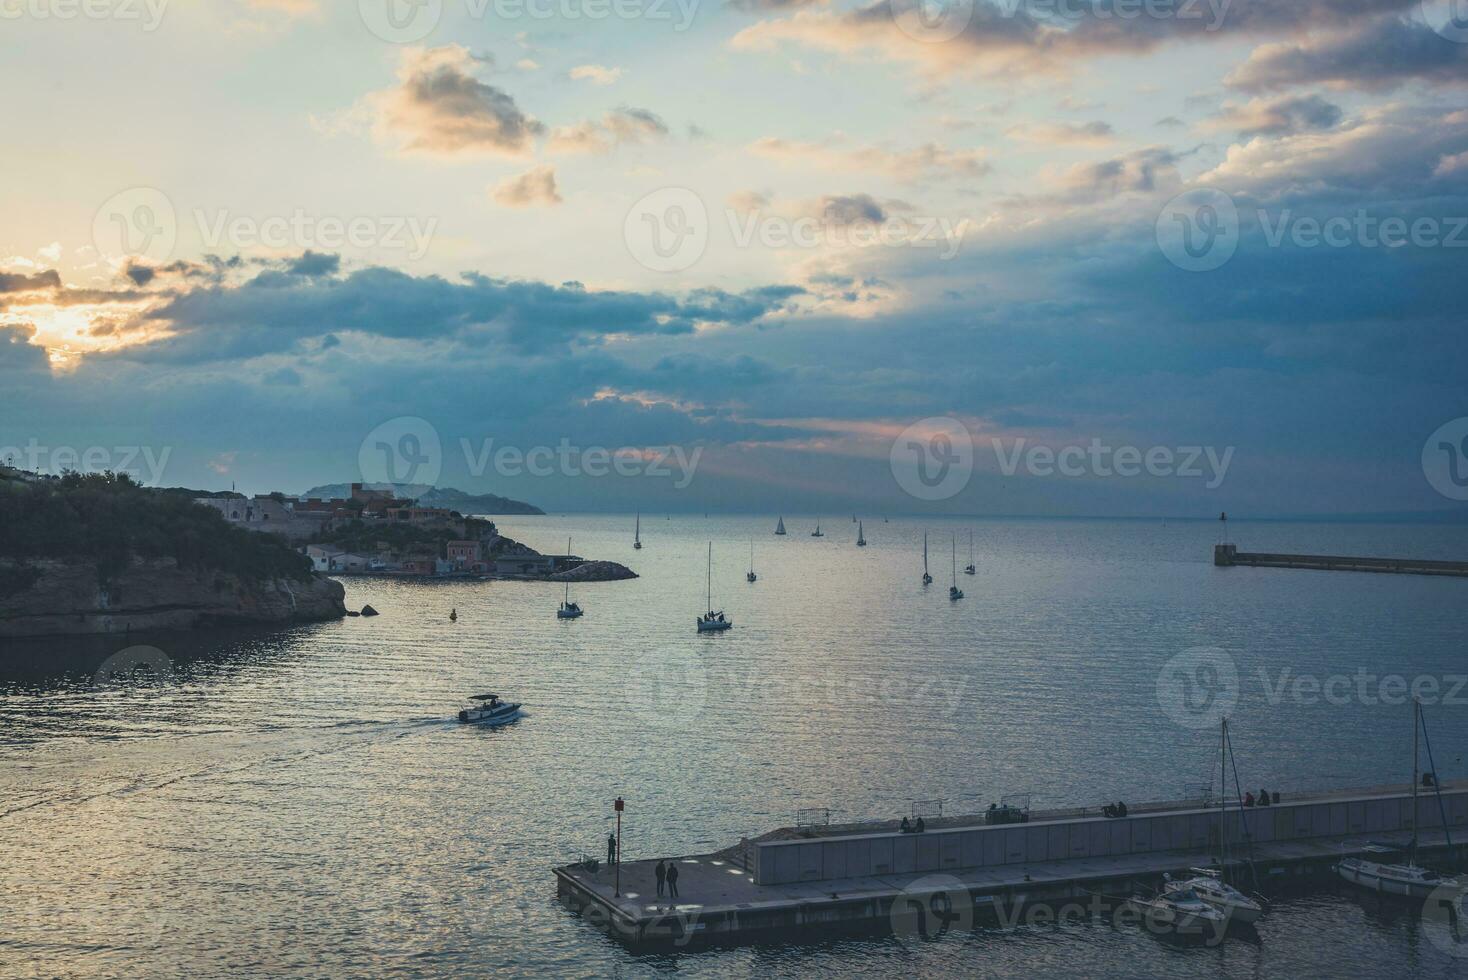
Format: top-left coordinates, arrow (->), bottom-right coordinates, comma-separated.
1411,697 -> 1420,866
951,534 -> 957,586
1220,716 -> 1229,878
923,532 -> 929,575
635,513 -> 640,545
707,541 -> 713,613
565,537 -> 572,605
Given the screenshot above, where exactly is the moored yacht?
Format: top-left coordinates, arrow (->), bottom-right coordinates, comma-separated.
1124,888 -> 1227,937
458,693 -> 522,726
1336,699 -> 1463,899
1163,869 -> 1263,923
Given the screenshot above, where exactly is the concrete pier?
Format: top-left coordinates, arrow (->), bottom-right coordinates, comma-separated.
1213,544 -> 1468,577
555,782 -> 1468,946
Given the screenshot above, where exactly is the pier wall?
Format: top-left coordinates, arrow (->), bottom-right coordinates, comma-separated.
753,789 -> 1468,885
1213,544 -> 1468,577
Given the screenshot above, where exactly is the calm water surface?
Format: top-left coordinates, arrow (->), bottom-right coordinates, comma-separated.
4,516 -> 1468,978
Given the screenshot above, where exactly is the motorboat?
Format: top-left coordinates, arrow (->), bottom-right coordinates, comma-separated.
458,693 -> 522,726
1163,869 -> 1263,923
1124,888 -> 1227,936
697,541 -> 733,632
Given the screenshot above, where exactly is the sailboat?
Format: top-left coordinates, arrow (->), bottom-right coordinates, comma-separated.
851,514 -> 857,523
557,537 -> 583,618
1336,700 -> 1464,898
633,513 -> 642,550
1163,717 -> 1264,923
775,516 -> 786,536
921,532 -> 933,586
857,521 -> 866,547
811,519 -> 824,538
697,542 -> 732,632
949,535 -> 964,600
746,540 -> 757,583
964,529 -> 976,575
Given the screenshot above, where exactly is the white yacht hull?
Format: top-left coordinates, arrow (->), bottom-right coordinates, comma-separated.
1123,896 -> 1226,936
1163,880 -> 1262,923
1337,859 -> 1464,899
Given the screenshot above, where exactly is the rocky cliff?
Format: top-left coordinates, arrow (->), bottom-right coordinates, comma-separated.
548,560 -> 638,582
0,557 -> 346,638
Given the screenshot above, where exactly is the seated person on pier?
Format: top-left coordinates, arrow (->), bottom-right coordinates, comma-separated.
900,817 -> 912,833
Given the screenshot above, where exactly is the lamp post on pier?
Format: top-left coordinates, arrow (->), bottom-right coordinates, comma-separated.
614,797 -> 624,897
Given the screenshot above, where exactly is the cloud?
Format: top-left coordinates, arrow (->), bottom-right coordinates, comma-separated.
1005,120 -> 1116,146
369,45 -> 543,157
283,251 -> 341,278
569,64 -> 623,85
123,264 -> 803,362
1198,104 -> 1468,201
1205,93 -> 1342,137
0,269 -> 61,295
730,0 -> 1424,77
1228,17 -> 1468,92
491,165 -> 564,207
547,107 -> 670,154
815,193 -> 891,226
749,136 -> 990,179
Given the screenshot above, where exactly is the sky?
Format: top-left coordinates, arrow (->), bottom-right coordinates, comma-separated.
1,0 -> 1467,517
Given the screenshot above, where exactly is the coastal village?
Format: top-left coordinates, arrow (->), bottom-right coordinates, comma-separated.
194,482 -> 631,581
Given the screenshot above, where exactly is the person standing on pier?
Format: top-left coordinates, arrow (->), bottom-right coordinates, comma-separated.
655,860 -> 667,897
607,833 -> 617,867
666,861 -> 680,900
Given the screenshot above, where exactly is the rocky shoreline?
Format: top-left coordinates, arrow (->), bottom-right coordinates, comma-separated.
0,557 -> 346,639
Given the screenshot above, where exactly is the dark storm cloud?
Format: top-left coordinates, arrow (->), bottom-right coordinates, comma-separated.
0,269 -> 60,294
1229,17 -> 1468,92
126,266 -> 803,363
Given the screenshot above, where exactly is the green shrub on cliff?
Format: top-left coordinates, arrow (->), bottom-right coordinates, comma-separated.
0,472 -> 312,583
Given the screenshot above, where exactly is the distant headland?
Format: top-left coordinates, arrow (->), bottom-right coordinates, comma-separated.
300,482 -> 544,516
